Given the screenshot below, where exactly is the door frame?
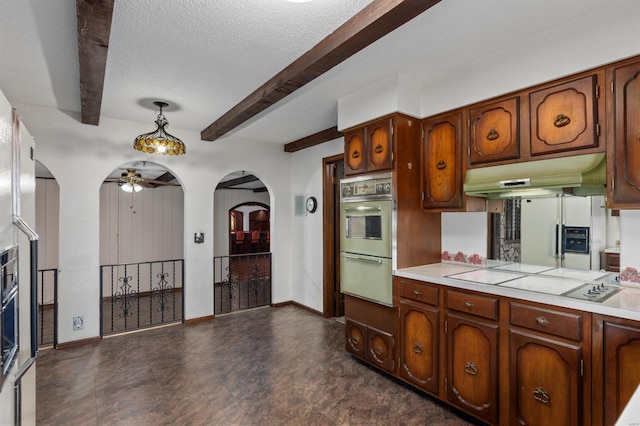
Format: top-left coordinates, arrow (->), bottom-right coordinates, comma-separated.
322,154 -> 343,317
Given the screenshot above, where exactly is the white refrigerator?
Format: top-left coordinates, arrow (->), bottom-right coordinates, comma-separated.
520,196 -> 605,270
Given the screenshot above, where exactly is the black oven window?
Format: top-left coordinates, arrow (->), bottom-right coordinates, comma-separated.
365,216 -> 382,239
1,246 -> 18,389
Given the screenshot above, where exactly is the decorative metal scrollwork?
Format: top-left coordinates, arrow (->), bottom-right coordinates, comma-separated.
553,114 -> 571,128
114,275 -> 137,318
374,144 -> 384,154
487,128 -> 499,140
222,264 -> 239,302
352,149 -> 360,159
464,361 -> 478,376
248,263 -> 266,298
151,272 -> 173,312
533,387 -> 551,405
413,342 -> 424,355
436,160 -> 447,170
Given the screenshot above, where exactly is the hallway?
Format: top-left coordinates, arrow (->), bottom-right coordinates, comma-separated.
36,305 -> 475,425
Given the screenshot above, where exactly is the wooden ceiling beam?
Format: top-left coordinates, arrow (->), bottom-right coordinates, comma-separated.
216,174 -> 259,189
284,126 -> 343,153
201,0 -> 440,142
76,0 -> 115,125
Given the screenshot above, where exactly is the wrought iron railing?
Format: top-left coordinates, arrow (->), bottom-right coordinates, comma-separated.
100,259 -> 184,336
213,253 -> 272,315
38,268 -> 58,347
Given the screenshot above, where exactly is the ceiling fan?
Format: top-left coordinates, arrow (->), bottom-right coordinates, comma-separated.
106,168 -> 178,192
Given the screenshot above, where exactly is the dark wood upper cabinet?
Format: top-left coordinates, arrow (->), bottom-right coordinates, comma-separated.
344,117 -> 393,176
344,127 -> 367,176
529,74 -> 600,156
421,111 -> 463,210
469,97 -> 520,165
609,58 -> 640,207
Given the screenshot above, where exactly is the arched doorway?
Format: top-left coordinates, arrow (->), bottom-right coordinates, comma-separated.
213,171 -> 271,315
99,161 -> 184,335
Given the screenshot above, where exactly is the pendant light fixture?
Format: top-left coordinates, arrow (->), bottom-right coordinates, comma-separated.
133,101 -> 186,155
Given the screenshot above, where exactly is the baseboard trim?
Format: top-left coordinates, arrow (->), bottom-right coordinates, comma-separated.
55,336 -> 101,350
273,300 -> 323,317
184,315 -> 215,325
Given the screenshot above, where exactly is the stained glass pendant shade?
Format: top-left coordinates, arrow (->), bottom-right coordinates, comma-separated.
133,101 -> 186,155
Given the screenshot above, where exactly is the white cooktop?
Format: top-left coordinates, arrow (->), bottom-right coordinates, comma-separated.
498,275 -> 585,295
447,269 -> 524,285
539,268 -> 610,281
490,263 -> 555,274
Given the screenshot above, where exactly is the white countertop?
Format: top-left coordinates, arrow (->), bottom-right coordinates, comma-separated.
395,263 -> 640,322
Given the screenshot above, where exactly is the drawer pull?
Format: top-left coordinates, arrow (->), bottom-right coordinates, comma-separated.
465,301 -> 475,309
553,113 -> 571,128
413,342 -> 424,355
374,345 -> 384,357
413,289 -> 422,297
536,316 -> 549,326
486,128 -> 499,141
464,361 -> 478,376
533,387 -> 550,405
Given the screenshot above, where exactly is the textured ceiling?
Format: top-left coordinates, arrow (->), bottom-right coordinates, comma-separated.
0,0 -> 637,150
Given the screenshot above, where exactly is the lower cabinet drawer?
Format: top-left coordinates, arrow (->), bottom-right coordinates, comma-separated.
398,279 -> 439,306
510,301 -> 583,341
447,290 -> 498,320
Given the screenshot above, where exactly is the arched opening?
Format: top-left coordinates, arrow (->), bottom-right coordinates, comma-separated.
35,160 -> 60,347
229,202 -> 270,254
99,160 -> 184,335
213,171 -> 271,315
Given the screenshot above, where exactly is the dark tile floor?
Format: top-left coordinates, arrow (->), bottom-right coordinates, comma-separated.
36,305 -> 475,425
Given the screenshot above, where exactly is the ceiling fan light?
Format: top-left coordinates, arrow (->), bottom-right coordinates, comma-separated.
133,183 -> 143,192
121,182 -> 134,193
133,101 -> 186,156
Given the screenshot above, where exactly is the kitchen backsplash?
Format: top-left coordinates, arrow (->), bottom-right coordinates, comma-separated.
441,212 -> 488,265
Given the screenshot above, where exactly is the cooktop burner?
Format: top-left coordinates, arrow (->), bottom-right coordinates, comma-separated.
561,282 -> 622,303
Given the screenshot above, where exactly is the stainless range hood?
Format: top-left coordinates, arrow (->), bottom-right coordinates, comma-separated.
464,153 -> 606,199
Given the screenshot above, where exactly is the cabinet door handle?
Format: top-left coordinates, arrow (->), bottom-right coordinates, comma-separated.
413,289 -> 422,297
373,345 -> 384,357
374,143 -> 383,154
464,361 -> 478,376
553,113 -> 571,128
436,160 -> 447,170
533,387 -> 551,405
465,301 -> 474,309
536,316 -> 549,326
486,128 -> 499,140
352,149 -> 360,159
349,336 -> 360,346
413,342 -> 424,355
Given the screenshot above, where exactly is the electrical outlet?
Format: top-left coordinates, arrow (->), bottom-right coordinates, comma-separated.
73,316 -> 84,331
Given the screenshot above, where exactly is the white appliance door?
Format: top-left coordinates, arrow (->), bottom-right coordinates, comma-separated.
340,253 -> 392,306
521,198 -> 560,267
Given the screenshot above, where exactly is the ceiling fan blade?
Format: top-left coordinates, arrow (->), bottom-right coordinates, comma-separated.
143,179 -> 179,186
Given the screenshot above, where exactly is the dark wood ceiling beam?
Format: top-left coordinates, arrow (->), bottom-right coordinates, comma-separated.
284,126 -> 343,153
201,0 -> 440,142
76,0 -> 115,125
216,174 -> 259,189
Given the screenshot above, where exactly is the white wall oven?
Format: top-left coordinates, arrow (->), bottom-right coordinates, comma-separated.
340,173 -> 394,306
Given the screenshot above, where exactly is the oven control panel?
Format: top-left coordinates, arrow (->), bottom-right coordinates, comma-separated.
340,173 -> 392,202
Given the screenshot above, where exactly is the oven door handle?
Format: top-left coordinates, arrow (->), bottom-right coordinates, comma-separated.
343,255 -> 383,264
343,207 -> 382,212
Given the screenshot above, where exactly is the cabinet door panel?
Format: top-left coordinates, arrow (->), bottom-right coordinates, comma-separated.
422,112 -> 462,209
530,75 -> 599,156
399,301 -> 439,394
345,318 -> 367,359
367,118 -> 393,172
344,128 -> 366,176
611,61 -> 640,204
447,313 -> 498,423
367,325 -> 395,373
469,97 -> 519,165
603,321 -> 640,425
510,329 -> 582,426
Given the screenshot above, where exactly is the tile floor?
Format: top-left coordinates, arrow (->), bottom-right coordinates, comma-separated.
36,305 -> 477,425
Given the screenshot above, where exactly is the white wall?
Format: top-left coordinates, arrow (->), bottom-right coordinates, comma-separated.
290,138 -> 343,312
14,103 -> 293,344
